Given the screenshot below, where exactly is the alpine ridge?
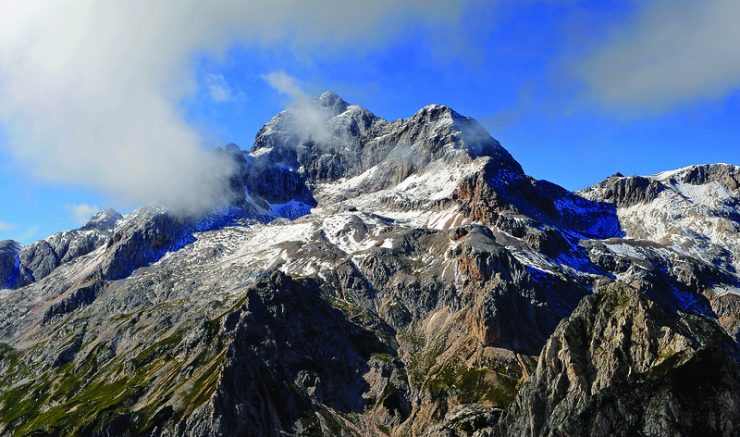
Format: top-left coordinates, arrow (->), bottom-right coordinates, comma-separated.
0,93 -> 737,436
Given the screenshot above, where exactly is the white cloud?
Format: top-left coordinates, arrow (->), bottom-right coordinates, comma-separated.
67,203 -> 99,226
576,0 -> 740,112
0,220 -> 15,232
0,1 -> 468,215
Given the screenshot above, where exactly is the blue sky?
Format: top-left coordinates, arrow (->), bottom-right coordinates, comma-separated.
1,1 -> 739,242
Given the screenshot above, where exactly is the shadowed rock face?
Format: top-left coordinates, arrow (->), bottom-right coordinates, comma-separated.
0,241 -> 20,289
0,94 -> 737,437
498,283 -> 740,437
182,272 -> 406,436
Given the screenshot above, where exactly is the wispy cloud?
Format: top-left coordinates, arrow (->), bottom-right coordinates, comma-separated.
478,84 -> 536,133
18,226 -> 40,244
263,71 -> 337,143
264,71 -> 310,103
0,220 -> 15,232
67,203 -> 99,226
0,220 -> 39,243
205,74 -> 233,103
575,0 -> 740,112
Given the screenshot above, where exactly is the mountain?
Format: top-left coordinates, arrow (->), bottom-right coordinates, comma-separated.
0,93 -> 737,436
0,209 -> 121,290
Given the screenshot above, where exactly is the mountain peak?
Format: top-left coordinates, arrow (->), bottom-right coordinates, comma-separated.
314,91 -> 349,112
245,94 -> 523,205
412,103 -> 464,123
81,208 -> 123,231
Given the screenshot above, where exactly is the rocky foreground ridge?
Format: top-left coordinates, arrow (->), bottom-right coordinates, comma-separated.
0,93 -> 738,436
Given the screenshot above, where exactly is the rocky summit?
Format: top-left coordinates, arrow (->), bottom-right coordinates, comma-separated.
0,93 -> 738,436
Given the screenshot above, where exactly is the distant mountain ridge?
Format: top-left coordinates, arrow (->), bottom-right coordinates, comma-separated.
0,93 -> 737,436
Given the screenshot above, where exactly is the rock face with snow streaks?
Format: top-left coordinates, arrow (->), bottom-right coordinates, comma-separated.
0,93 -> 737,436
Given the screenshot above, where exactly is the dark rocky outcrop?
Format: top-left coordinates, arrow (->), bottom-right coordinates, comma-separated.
43,282 -> 102,323
181,272 -> 407,436
18,240 -> 59,283
0,241 -> 20,289
499,283 -> 740,437
101,210 -> 195,280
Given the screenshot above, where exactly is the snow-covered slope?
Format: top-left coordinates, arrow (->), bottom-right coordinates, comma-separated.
581,163 -> 740,295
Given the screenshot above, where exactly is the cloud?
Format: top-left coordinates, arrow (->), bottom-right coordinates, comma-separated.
479,84 -> 536,133
264,72 -> 310,104
576,0 -> 740,112
67,203 -> 100,226
0,220 -> 14,232
17,226 -> 40,244
264,71 -> 333,136
264,71 -> 354,148
205,74 -> 233,103
0,1 -> 469,215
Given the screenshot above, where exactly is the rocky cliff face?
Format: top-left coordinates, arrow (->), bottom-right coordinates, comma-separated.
500,283 -> 739,437
0,94 -> 737,436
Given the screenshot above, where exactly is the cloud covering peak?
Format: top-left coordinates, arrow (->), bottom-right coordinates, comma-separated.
0,0 -> 467,214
